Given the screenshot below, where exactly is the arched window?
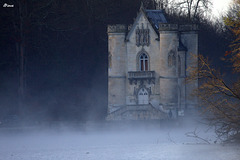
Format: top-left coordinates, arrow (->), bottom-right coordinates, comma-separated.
108,53 -> 112,68
172,54 -> 176,66
168,54 -> 172,67
139,53 -> 149,71
138,88 -> 149,104
168,51 -> 176,67
178,55 -> 181,76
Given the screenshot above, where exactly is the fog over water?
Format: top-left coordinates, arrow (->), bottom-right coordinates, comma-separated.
0,119 -> 240,160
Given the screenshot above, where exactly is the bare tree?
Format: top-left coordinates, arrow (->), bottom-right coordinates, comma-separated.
168,0 -> 212,21
224,0 -> 240,73
186,0 -> 240,143
187,54 -> 240,142
11,1 -> 28,114
8,0 -> 63,116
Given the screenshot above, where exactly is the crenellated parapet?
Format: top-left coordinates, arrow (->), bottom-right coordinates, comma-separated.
179,24 -> 198,32
158,24 -> 198,32
107,24 -> 127,33
159,24 -> 178,31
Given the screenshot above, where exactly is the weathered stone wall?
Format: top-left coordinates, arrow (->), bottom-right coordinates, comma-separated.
159,30 -> 179,107
126,13 -> 160,106
108,25 -> 127,113
181,30 -> 198,109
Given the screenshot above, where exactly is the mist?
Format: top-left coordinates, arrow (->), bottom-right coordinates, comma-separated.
0,117 -> 240,160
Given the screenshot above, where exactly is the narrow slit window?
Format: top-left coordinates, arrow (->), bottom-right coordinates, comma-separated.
178,55 -> 181,76
168,52 -> 176,67
172,54 -> 176,66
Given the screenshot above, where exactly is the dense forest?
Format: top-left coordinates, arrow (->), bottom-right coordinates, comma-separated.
0,0 -> 232,124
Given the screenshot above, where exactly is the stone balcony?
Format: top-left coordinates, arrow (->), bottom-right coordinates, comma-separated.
128,71 -> 155,84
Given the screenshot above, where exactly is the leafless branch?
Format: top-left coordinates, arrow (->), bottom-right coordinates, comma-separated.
185,128 -> 211,144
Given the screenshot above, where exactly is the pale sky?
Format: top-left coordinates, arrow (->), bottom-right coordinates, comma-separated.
212,0 -> 233,17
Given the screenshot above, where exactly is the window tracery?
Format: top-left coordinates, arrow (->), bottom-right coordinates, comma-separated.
139,53 -> 149,71
168,51 -> 176,67
178,55 -> 181,76
136,24 -> 150,47
108,52 -> 112,68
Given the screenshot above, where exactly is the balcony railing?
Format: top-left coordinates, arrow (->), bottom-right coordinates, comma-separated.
128,71 -> 155,84
128,71 -> 155,79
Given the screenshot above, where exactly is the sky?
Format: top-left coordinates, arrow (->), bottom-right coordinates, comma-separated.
212,0 -> 233,17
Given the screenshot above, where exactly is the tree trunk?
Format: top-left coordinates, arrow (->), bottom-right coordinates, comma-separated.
17,1 -> 27,117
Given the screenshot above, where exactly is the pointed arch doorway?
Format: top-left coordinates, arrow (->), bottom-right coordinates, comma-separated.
138,88 -> 149,104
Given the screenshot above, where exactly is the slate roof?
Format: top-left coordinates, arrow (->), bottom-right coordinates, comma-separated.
126,8 -> 168,40
145,9 -> 167,31
178,40 -> 188,51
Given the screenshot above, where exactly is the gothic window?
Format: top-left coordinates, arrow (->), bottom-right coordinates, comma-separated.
178,55 -> 181,76
168,51 -> 176,67
136,25 -> 150,46
140,29 -> 144,45
142,29 -> 149,45
172,54 -> 176,66
108,53 -> 112,68
139,53 -> 149,71
138,88 -> 149,104
168,54 -> 171,67
136,27 -> 141,46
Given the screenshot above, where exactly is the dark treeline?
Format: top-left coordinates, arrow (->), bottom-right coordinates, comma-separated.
0,0 -> 230,124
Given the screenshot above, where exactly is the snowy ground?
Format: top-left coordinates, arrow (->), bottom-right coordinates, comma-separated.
0,122 -> 240,160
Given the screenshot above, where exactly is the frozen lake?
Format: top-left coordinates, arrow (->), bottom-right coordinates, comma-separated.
0,122 -> 239,160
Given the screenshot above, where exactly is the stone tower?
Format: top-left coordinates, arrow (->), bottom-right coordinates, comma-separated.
107,5 -> 198,120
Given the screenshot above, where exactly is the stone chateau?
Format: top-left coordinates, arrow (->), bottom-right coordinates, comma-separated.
107,4 -> 198,120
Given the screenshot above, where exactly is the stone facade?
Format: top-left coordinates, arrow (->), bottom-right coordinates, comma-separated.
107,6 -> 198,120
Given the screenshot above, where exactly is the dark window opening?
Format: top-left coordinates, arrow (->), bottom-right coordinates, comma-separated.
139,53 -> 149,71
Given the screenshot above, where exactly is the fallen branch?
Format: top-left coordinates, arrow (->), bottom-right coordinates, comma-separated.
185,128 -> 211,144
